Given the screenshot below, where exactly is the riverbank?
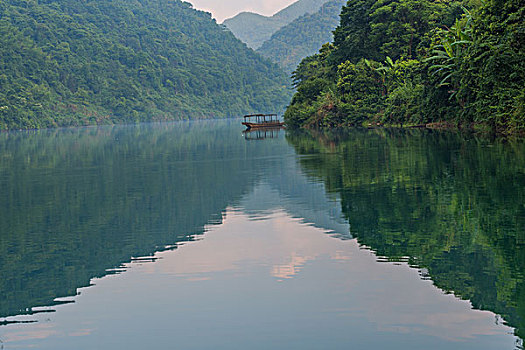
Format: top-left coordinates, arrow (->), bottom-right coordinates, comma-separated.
361,121 -> 525,138
284,0 -> 524,135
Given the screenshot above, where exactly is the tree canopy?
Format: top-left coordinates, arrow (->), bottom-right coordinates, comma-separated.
0,0 -> 292,130
285,0 -> 524,134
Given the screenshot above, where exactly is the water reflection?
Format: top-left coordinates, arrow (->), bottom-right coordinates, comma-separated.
243,127 -> 284,141
0,121 -> 262,319
1,207 -> 516,349
286,128 -> 525,342
0,120 -> 343,322
0,121 -> 523,349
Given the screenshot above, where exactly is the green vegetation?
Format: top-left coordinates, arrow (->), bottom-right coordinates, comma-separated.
223,0 -> 329,49
0,121 -> 269,318
286,128 -> 525,339
0,120 -> 345,320
285,0 -> 524,133
257,0 -> 346,74
0,0 -> 291,130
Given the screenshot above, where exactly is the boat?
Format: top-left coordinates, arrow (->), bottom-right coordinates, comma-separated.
242,114 -> 284,129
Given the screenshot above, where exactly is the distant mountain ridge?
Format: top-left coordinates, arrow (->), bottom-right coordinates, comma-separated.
223,0 -> 330,49
257,0 -> 346,74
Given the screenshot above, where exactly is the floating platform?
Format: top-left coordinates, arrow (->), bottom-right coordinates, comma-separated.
242,114 -> 284,129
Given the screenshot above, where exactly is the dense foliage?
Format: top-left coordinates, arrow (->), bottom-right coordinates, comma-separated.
286,128 -> 525,339
285,0 -> 524,133
223,0 -> 329,49
0,121 -> 266,318
257,0 -> 346,74
0,0 -> 291,130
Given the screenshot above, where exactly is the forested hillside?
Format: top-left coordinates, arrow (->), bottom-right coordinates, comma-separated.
285,0 -> 524,133
223,0 -> 329,49
0,0 -> 291,130
257,0 -> 346,74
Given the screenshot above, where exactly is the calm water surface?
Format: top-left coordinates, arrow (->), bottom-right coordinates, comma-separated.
0,120 -> 524,349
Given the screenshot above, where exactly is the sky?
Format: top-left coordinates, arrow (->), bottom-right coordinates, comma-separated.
188,0 -> 297,22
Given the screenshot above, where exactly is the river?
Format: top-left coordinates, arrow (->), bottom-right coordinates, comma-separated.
0,120 -> 523,349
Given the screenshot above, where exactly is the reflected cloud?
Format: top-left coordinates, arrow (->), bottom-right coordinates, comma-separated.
68,329 -> 94,337
375,309 -> 508,341
2,324 -> 57,343
1,203 -> 516,349
140,206 -> 351,284
272,254 -> 308,279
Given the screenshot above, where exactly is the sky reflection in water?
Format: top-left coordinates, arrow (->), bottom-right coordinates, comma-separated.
0,120 -> 522,349
2,202 -> 517,350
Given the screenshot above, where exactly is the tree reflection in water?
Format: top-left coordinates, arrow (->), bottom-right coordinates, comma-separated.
286,128 -> 525,342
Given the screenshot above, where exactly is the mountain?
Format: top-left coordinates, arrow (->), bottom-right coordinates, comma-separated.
222,0 -> 330,49
257,0 -> 346,74
0,0 -> 291,130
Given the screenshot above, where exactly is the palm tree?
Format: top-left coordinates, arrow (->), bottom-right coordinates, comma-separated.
425,8 -> 473,100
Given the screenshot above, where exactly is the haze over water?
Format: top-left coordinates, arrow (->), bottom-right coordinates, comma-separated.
0,120 -> 523,349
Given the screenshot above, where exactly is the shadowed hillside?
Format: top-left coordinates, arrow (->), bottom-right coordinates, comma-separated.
223,0 -> 329,49
258,0 -> 346,74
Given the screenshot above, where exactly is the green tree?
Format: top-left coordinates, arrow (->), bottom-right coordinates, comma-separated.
285,0 -> 524,133
0,0 -> 292,130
